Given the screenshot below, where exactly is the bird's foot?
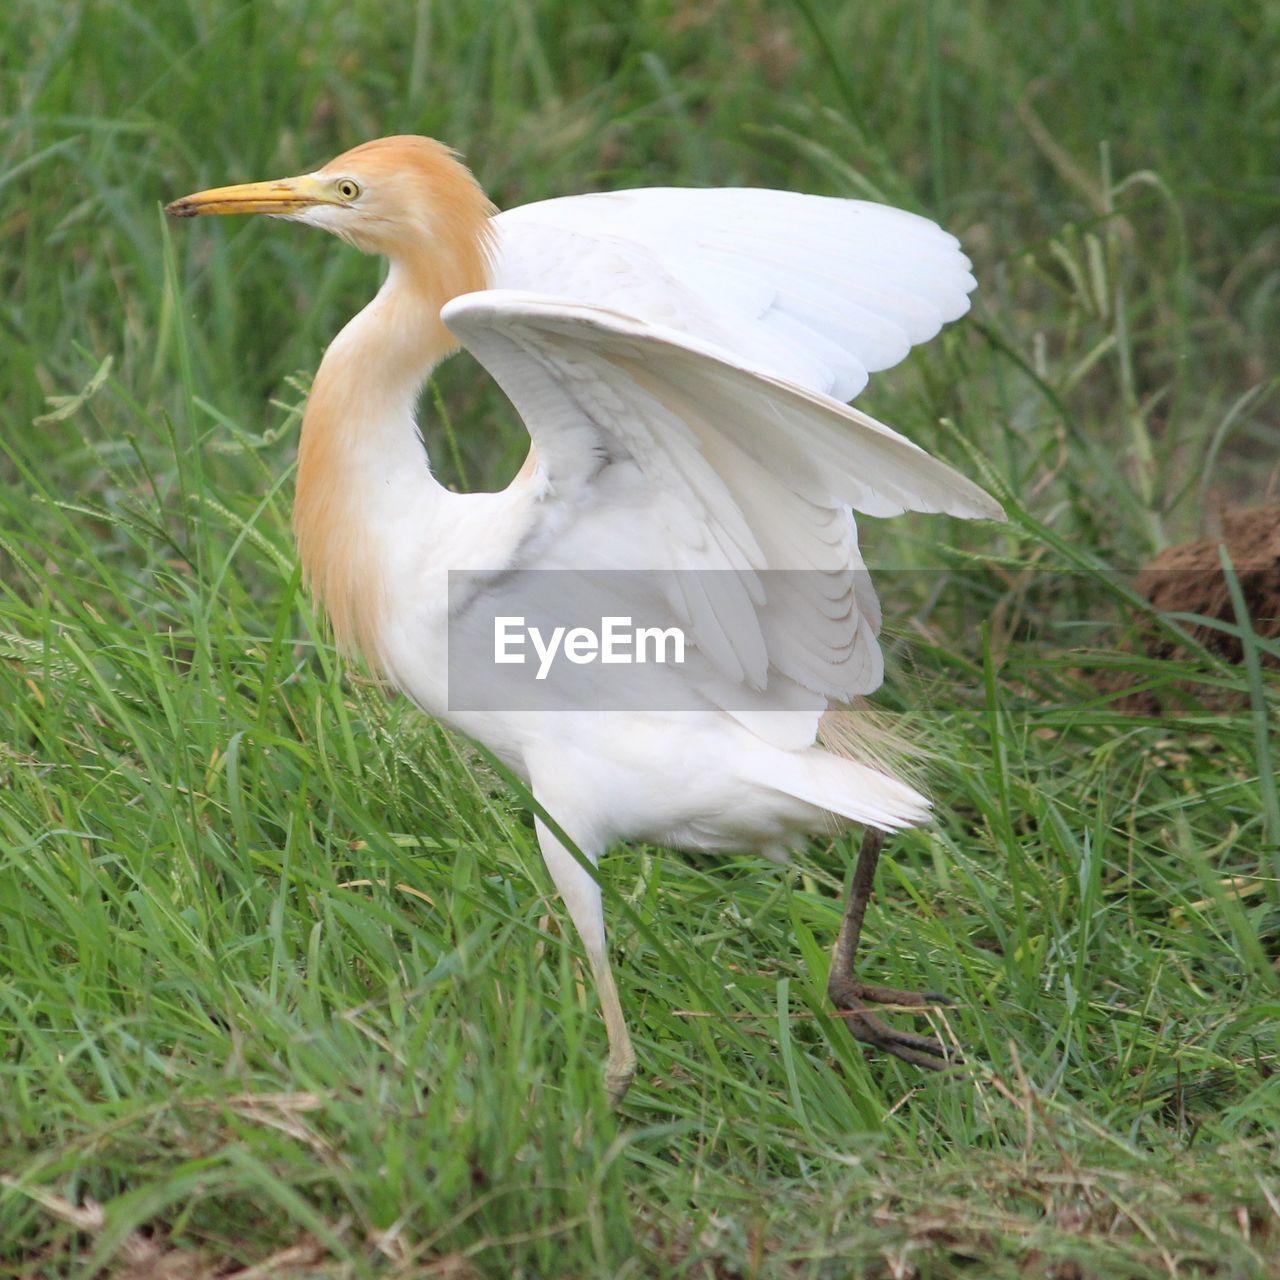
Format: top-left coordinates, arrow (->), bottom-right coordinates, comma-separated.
604,1048 -> 637,1107
829,974 -> 959,1071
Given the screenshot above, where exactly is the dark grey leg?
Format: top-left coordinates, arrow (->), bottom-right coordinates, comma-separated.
826,828 -> 958,1069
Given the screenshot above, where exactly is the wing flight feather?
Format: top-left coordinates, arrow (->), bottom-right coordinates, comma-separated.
441,290 -> 1001,720
492,186 -> 977,401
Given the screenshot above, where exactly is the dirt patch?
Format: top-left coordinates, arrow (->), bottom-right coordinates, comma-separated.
1102,505 -> 1280,714
1134,505 -> 1280,662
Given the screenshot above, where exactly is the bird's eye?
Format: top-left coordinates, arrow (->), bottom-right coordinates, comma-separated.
335,179 -> 361,201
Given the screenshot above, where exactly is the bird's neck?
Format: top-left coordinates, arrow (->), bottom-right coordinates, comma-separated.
294,228 -> 492,668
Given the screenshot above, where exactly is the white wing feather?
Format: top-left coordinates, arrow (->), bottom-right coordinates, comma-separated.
442,290 -> 1001,737
491,187 -> 976,401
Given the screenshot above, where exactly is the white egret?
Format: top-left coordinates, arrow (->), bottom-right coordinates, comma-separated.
168,136 -> 1001,1102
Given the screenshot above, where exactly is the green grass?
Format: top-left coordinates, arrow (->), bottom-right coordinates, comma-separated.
2,0 -> 1279,1275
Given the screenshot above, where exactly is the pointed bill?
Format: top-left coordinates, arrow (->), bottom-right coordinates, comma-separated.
165,174 -> 330,218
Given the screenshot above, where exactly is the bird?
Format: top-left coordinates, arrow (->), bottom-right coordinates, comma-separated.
167,135 -> 1002,1103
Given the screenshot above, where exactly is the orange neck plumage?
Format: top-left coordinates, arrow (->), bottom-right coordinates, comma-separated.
292,142 -> 494,668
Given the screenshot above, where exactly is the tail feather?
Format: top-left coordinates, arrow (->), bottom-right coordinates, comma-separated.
817,697 -> 928,782
751,747 -> 931,833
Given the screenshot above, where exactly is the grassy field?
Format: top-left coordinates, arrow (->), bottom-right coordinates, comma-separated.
2,0 -> 1279,1275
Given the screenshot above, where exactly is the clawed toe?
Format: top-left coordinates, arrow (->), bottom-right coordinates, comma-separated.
831,976 -> 949,1010
837,1003 -> 960,1071
824,828 -> 963,1076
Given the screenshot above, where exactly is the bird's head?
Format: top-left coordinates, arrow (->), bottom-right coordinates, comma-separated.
166,135 -> 495,262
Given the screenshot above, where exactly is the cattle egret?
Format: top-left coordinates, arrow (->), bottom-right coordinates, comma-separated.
167,136 -> 1001,1103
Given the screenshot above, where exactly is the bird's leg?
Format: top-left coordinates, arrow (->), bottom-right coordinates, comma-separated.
535,819 -> 637,1104
827,828 -> 956,1069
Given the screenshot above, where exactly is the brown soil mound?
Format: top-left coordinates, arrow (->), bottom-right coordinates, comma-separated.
1102,505 -> 1280,714
1133,505 -> 1280,662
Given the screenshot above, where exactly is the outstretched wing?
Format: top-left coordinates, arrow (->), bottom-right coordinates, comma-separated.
442,290 -> 1000,738
491,187 -> 976,402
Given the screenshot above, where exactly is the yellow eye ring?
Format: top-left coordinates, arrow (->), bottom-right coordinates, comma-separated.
336,178 -> 361,201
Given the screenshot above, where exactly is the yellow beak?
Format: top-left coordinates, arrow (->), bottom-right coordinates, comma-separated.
165,174 -> 330,218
